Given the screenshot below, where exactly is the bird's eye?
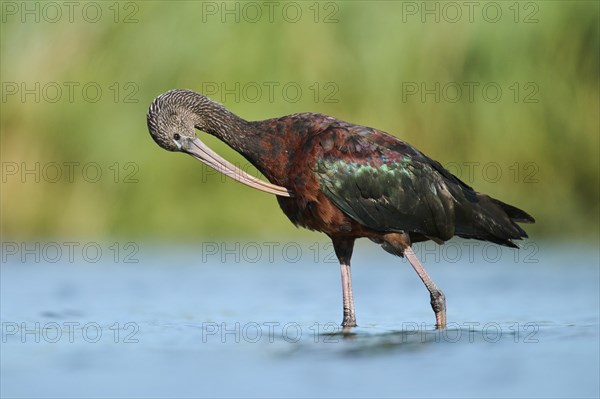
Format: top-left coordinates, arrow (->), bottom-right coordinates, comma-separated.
173,133 -> 181,141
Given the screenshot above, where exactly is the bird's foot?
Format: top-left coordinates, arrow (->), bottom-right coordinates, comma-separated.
430,290 -> 447,329
434,310 -> 447,329
341,315 -> 357,328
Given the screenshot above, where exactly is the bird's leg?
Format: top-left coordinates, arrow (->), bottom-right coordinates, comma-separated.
404,247 -> 447,329
331,237 -> 357,328
340,261 -> 356,328
382,233 -> 447,328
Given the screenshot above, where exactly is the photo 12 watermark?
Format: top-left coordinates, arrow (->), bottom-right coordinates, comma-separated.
1,161 -> 139,184
400,321 -> 540,343
441,161 -> 540,184
1,241 -> 140,264
200,241 -> 338,264
400,1 -> 540,24
200,1 -> 340,24
1,1 -> 140,24
411,240 -> 539,264
2,321 -> 139,343
401,81 -> 540,104
200,81 -> 340,104
201,321 -> 341,343
1,82 -> 140,104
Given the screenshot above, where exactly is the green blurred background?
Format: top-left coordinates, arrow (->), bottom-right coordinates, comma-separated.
1,1 -> 598,242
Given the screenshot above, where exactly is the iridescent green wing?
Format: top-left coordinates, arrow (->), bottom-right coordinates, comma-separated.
315,129 -> 458,240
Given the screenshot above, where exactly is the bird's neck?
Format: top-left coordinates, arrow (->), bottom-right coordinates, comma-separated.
198,102 -> 253,148
192,98 -> 294,186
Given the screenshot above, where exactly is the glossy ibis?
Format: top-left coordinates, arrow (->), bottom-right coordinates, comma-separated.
146,89 -> 535,328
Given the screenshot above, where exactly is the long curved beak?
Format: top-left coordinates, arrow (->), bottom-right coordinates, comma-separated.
182,136 -> 293,197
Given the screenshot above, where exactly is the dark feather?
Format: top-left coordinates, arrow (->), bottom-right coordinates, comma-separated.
312,124 -> 534,247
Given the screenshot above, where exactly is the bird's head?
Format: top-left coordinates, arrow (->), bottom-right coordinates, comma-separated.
147,89 -> 208,152
146,89 -> 292,197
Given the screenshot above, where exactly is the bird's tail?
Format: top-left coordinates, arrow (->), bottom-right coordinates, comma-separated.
455,194 -> 535,248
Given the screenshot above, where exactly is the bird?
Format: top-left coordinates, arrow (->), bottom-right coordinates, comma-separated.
146,89 -> 535,329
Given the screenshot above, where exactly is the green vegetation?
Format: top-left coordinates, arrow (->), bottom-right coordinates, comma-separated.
1,1 -> 598,242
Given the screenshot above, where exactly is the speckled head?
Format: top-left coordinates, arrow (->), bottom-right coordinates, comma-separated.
146,89 -> 293,197
147,89 -> 206,152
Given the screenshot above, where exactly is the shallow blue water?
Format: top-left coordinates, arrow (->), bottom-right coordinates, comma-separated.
1,241 -> 598,398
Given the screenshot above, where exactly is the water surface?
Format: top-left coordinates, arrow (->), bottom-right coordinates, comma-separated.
1,241 -> 598,398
